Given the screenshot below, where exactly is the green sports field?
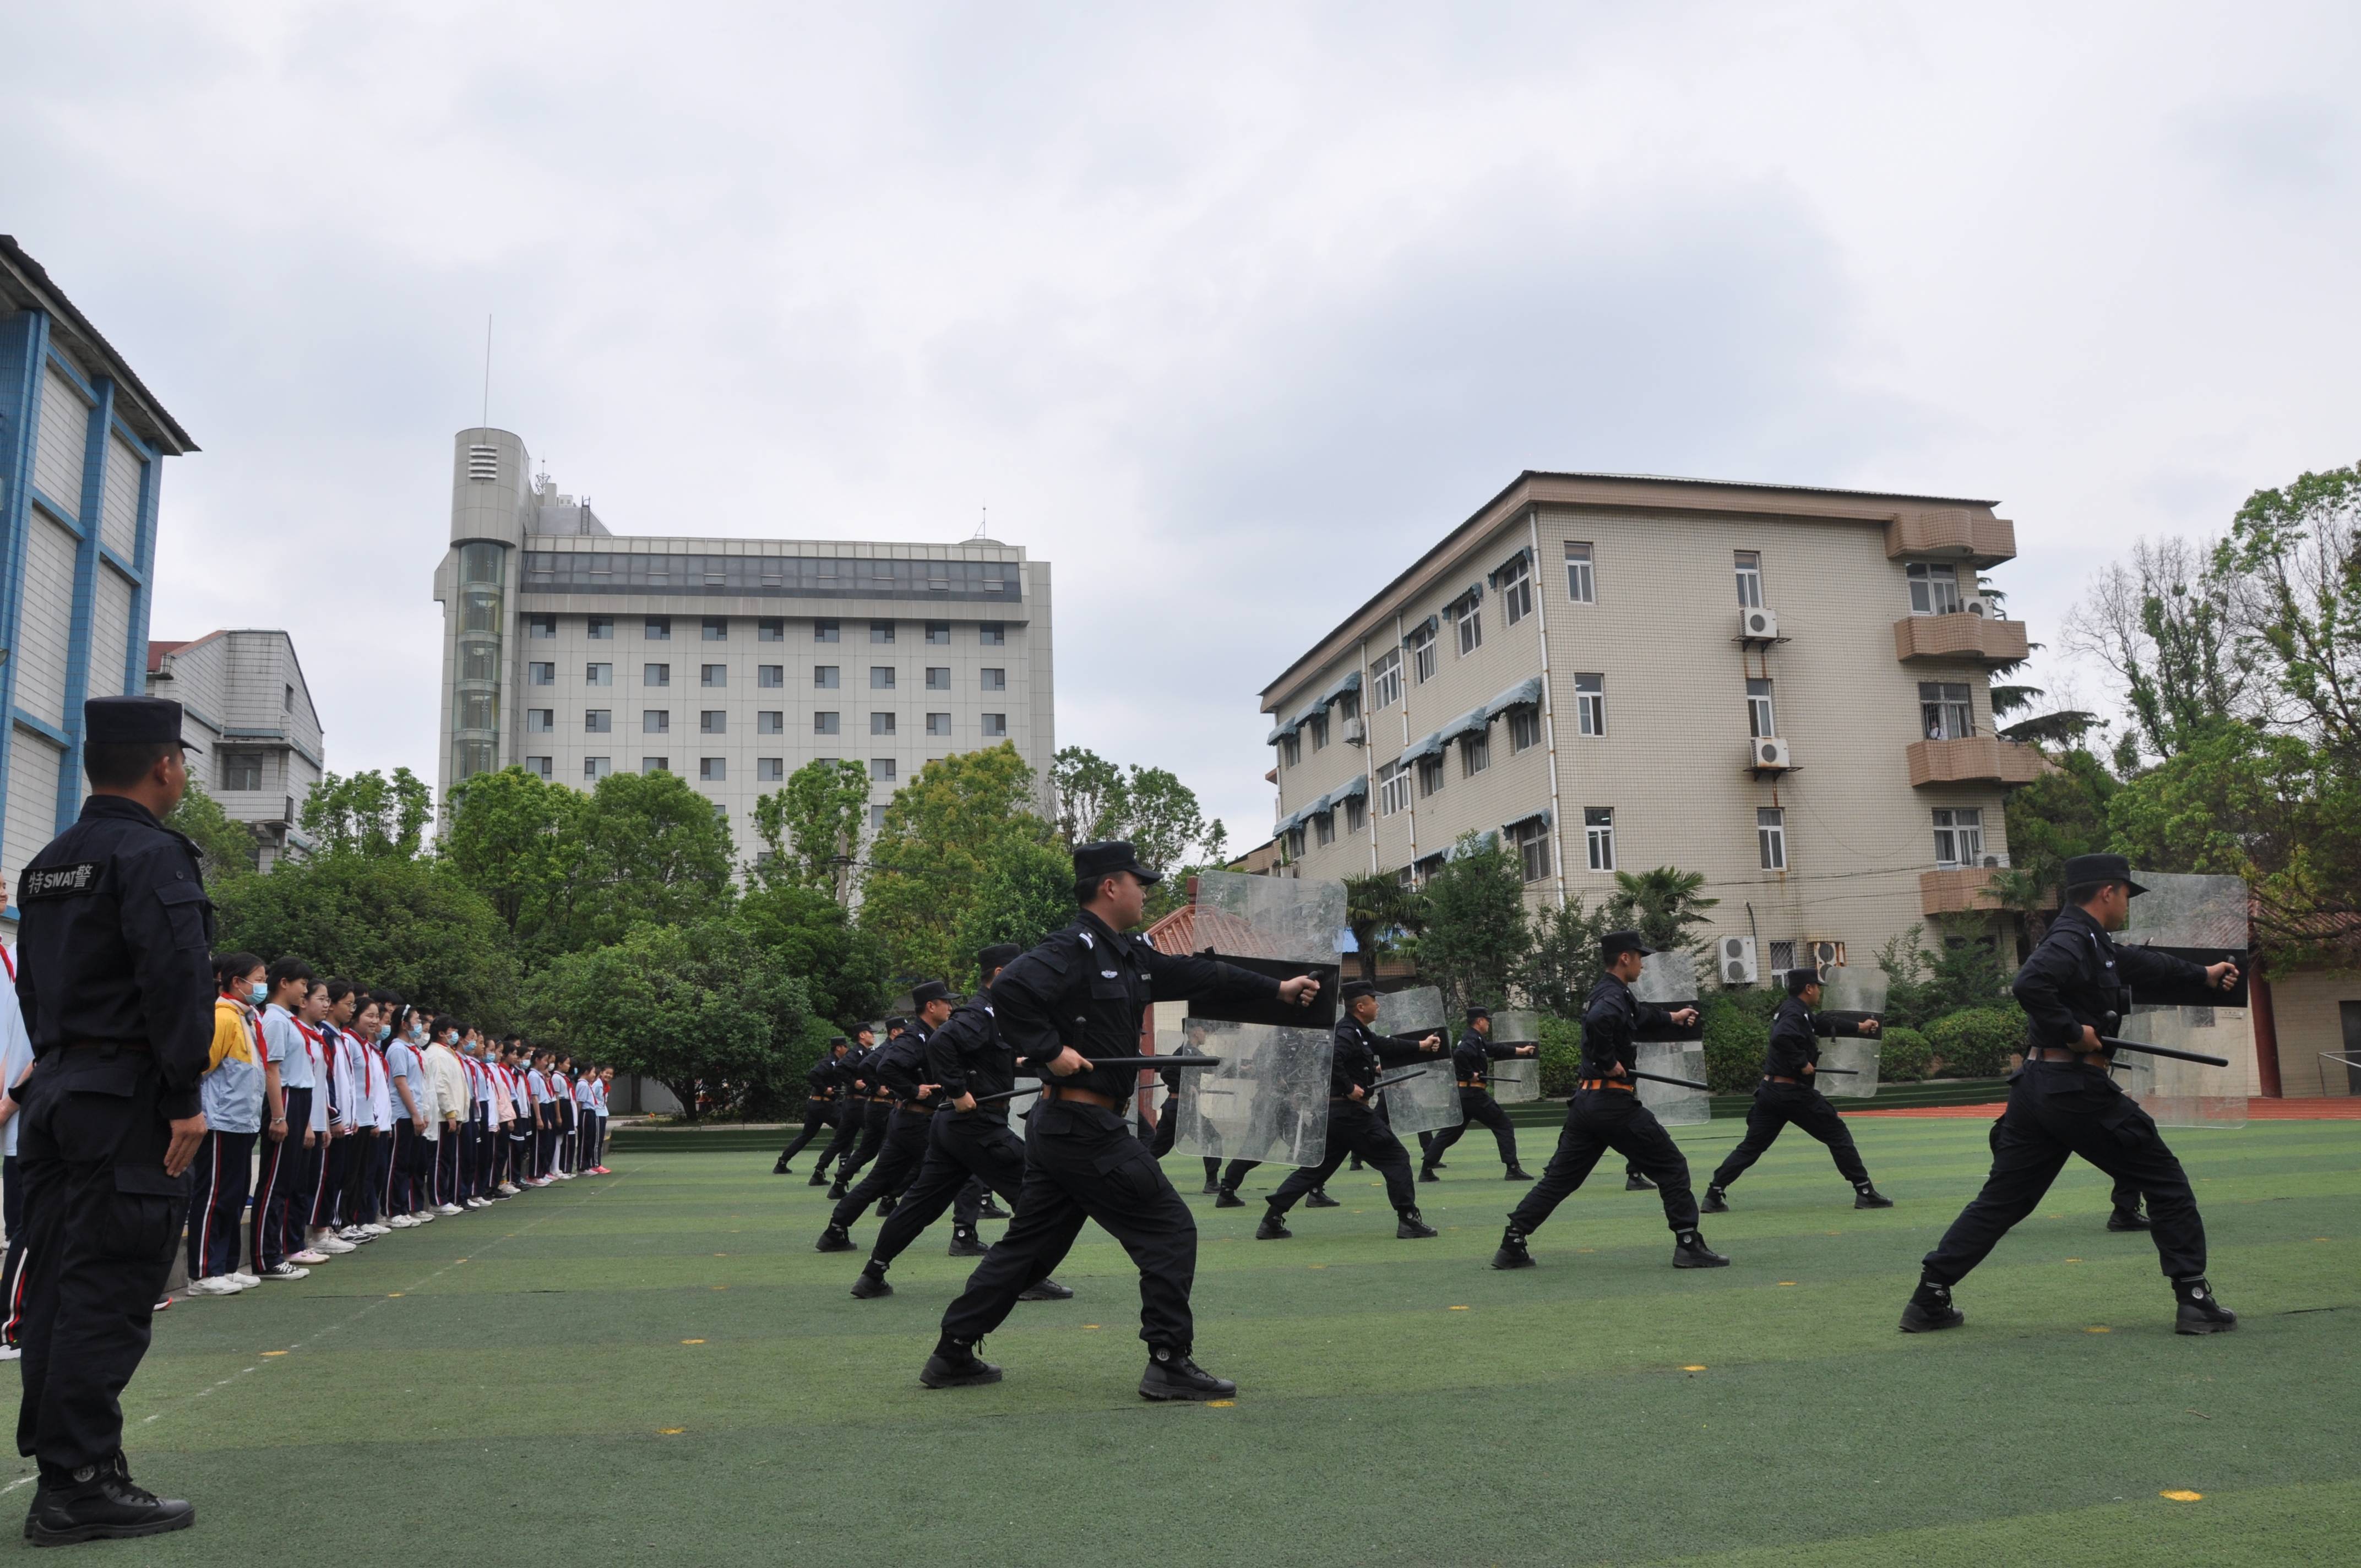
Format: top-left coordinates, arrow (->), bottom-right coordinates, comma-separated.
58,1114 -> 2361,1566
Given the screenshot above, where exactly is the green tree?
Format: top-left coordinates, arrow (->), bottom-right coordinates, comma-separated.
1604,867 -> 1719,957
735,880 -> 896,1027
859,743 -> 1046,984
951,834 -> 1076,988
2219,464 -> 2361,755
1982,747 -> 2119,940
1410,833 -> 1531,1011
558,770 -> 738,950
301,767 -> 432,858
167,778 -> 258,880
750,759 -> 871,899
1047,747 -> 1228,919
1522,894 -> 1615,1019
440,766 -> 584,940
1049,747 -> 1127,846
1343,872 -> 1427,986
1873,922 -> 2012,1031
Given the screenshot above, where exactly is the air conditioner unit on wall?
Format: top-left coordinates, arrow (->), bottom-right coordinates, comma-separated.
1343,718 -> 1366,746
1961,596 -> 1992,618
1720,935 -> 1759,986
1740,607 -> 1779,640
1751,737 -> 1793,770
1809,939 -> 1846,976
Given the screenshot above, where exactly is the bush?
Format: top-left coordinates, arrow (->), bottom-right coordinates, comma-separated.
1923,1006 -> 2024,1078
1700,993 -> 1770,1093
1877,1025 -> 1933,1083
1537,1016 -> 1582,1098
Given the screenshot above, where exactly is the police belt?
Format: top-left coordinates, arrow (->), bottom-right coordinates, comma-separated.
40,1039 -> 151,1062
1456,1079 -> 1488,1090
1766,1075 -> 1807,1085
1576,1078 -> 1635,1093
871,1092 -> 897,1103
2029,1047 -> 2107,1065
1042,1084 -> 1122,1110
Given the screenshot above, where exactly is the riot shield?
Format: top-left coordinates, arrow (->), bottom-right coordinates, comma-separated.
1636,1042 -> 1710,1126
1814,967 -> 1885,1098
1168,1017 -> 1334,1168
2116,1005 -> 2248,1131
1185,870 -> 1346,1028
2120,872 -> 2251,1008
1815,1038 -> 1881,1099
1372,986 -> 1446,1043
1632,951 -> 1705,1042
1367,986 -> 1459,1135
1489,1009 -> 1543,1103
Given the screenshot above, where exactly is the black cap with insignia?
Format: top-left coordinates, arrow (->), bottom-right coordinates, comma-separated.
86,695 -> 202,753
1074,840 -> 1162,886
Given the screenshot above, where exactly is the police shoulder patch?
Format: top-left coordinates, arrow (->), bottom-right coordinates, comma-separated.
20,862 -> 101,901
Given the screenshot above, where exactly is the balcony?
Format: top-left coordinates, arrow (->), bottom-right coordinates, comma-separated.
1920,867 -> 2004,916
1907,735 -> 2047,787
1885,509 -> 2016,567
1892,612 -> 2030,664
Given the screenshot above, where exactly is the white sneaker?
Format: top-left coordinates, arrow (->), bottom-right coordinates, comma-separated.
386,1215 -> 418,1229
497,1183 -> 519,1196
0,1346 -> 18,1360
261,1262 -> 310,1281
436,1203 -> 464,1216
337,1226 -> 372,1242
230,1271 -> 262,1287
462,1198 -> 485,1210
288,1249 -> 331,1265
414,1211 -> 436,1222
314,1237 -> 357,1255
362,1224 -> 391,1236
186,1275 -> 244,1297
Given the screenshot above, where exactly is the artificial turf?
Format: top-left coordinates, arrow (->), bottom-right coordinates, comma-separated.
46,1113 -> 2361,1566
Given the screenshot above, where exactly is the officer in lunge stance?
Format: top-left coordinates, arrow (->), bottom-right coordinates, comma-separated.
816,987 -> 953,1252
1254,982 -> 1443,1240
1901,855 -> 2242,1336
1701,969 -> 1891,1213
1493,931 -> 1729,1272
831,1021 -> 902,1194
775,1037 -> 847,1175
1418,1005 -> 1536,1183
810,1023 -> 874,1188
921,842 -> 1320,1402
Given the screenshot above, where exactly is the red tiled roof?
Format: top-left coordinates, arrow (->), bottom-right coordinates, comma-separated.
146,639 -> 189,673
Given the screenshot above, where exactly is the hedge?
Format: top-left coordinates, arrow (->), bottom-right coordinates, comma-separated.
1876,1025 -> 1933,1083
1924,1006 -> 2023,1078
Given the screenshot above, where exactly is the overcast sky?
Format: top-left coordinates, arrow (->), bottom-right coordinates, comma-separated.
7,3 -> 2358,845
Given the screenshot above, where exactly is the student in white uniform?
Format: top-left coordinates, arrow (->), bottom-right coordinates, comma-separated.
184,954 -> 268,1296
251,959 -> 315,1280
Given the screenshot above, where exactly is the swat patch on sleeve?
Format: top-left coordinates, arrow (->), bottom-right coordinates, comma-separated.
19,863 -> 101,902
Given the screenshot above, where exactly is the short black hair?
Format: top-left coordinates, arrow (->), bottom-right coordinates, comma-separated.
83,739 -> 176,791
324,978 -> 357,1006
266,956 -> 315,992
213,951 -> 264,990
1074,874 -> 1121,906
2067,881 -> 2110,907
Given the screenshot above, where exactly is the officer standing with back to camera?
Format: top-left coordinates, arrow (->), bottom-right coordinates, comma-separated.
1418,1005 -> 1537,1183
13,698 -> 213,1544
920,842 -> 1320,1401
1902,854 -> 2242,1336
1701,968 -> 1892,1214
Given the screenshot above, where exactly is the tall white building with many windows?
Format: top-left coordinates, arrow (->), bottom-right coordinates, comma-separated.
431,429 -> 1055,862
1258,472 -> 2039,983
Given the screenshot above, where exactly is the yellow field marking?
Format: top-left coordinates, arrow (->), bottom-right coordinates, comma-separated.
681,1338 -> 705,1345
2085,1326 -> 2111,1334
260,1351 -> 288,1358
1680,1364 -> 1707,1372
1449,1305 -> 1470,1311
659,1428 -> 686,1436
1207,1400 -> 1237,1408
2161,1489 -> 2202,1501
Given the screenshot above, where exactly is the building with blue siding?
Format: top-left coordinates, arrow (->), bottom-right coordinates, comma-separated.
0,238 -> 197,896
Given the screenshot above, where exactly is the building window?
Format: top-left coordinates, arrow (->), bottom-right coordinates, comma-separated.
284,683 -> 294,712
587,616 -> 613,640
584,709 -> 612,734
1933,807 -> 1984,867
1461,731 -> 1490,776
1455,603 -> 1483,657
646,617 -> 672,640
1758,807 -> 1788,871
1285,825 -> 1307,859
758,758 -> 784,782
1345,796 -> 1366,833
1508,707 -> 1541,753
1412,852 -> 1445,885
872,758 -> 897,782
759,665 -> 783,688
927,712 -> 951,736
525,756 -> 552,780
1746,678 -> 1776,739
1574,673 -> 1606,737
1335,690 -> 1359,722
1920,682 -> 1974,740
701,711 -> 726,734
870,620 -> 895,644
701,664 -> 727,688
1416,754 -> 1445,797
529,661 -> 554,686
1313,811 -> 1336,847
814,665 -> 839,688
981,667 -> 1007,692
815,712 -> 840,735
982,714 -> 1008,737
1280,733 -> 1301,767
1907,562 -> 1963,615
815,619 -> 840,643
586,662 -> 612,687
1499,554 -> 1533,625
527,710 -> 553,734
926,622 -> 950,644
585,756 -> 612,780
703,617 -> 727,641
644,710 -> 670,734
1409,623 -> 1438,684
527,614 -> 556,639
1565,542 -> 1596,604
917,667 -> 945,690
1584,807 -> 1615,872
1308,713 -> 1328,751
865,666 -> 893,690
641,757 -> 667,775
759,617 -> 785,641
221,750 -> 264,791
644,663 -> 670,687
871,804 -> 890,830
1370,649 -> 1402,711
1513,816 -> 1550,882
980,623 -> 1006,645
700,758 -> 726,782
872,712 -> 896,736
1377,760 -> 1410,816
1769,938 -> 1796,974
1734,551 -> 1764,609
758,711 -> 782,734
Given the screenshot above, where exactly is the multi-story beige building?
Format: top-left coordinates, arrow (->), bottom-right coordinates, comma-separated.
1259,471 -> 2034,984
146,630 -> 324,869
432,428 -> 1055,862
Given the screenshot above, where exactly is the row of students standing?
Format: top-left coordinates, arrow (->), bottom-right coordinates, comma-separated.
181,951 -> 614,1298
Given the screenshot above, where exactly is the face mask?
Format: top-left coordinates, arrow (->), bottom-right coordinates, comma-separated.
377,1026 -> 390,1042
248,982 -> 267,1003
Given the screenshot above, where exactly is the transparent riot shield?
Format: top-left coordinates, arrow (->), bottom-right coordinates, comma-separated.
2122,873 -> 2249,949
1636,1042 -> 1710,1126
1488,1009 -> 1543,1103
1186,870 -> 1347,1028
2115,1005 -> 2248,1130
1368,986 -> 1459,1135
1633,950 -> 1699,1008
1814,968 -> 1886,1099
1815,1038 -> 1881,1099
1168,1018 -> 1334,1168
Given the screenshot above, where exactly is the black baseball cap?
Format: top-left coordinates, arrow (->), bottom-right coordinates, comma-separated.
910,981 -> 954,1009
1340,979 -> 1379,1001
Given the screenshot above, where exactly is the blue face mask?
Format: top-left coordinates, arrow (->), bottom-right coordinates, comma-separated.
377,1025 -> 391,1042
249,982 -> 268,1004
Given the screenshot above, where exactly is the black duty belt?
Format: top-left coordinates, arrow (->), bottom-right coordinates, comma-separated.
2029,1048 -> 2106,1065
1766,1075 -> 1805,1085
43,1039 -> 151,1060
1456,1080 -> 1487,1090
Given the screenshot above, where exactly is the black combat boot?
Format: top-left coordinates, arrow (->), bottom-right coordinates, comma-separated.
1139,1345 -> 1235,1402
2107,1206 -> 2151,1232
849,1263 -> 893,1299
1200,1177 -> 1221,1195
1018,1278 -> 1074,1302
1854,1183 -> 1894,1210
1349,1156 -> 1365,1172
1213,1188 -> 1244,1208
977,1197 -> 1010,1221
1490,1224 -> 1535,1270
2174,1277 -> 2238,1335
1418,1164 -> 1439,1183
1503,1165 -> 1533,1182
806,1169 -> 829,1186
25,1459 -> 193,1547
1625,1171 -> 1657,1191
814,1224 -> 857,1253
1255,1208 -> 1292,1240
1672,1229 -> 1730,1268
875,1196 -> 899,1218
826,1179 -> 850,1201
773,1159 -> 791,1175
946,1228 -> 989,1258
1898,1276 -> 1965,1333
1396,1209 -> 1438,1239
919,1335 -> 1002,1389
1699,1185 -> 1729,1213
1304,1186 -> 1340,1208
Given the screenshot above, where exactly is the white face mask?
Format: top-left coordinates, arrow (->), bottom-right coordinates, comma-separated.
377,1025 -> 391,1042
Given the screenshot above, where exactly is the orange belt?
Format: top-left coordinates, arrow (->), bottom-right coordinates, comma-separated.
1577,1079 -> 1635,1093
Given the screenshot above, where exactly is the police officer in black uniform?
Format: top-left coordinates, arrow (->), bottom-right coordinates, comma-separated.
851,945 -> 1071,1299
832,1019 -> 905,1193
1254,981 -> 1443,1239
921,842 -> 1318,1400
14,697 -> 210,1544
774,1036 -> 848,1174
1701,969 -> 1892,1212
817,987 -> 953,1250
1417,1005 -> 1536,1183
1902,854 -> 2242,1335
1493,930 -> 1729,1271
810,1023 -> 875,1188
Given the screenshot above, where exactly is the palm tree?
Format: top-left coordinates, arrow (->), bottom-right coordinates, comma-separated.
1344,873 -> 1428,986
1610,867 -> 1718,954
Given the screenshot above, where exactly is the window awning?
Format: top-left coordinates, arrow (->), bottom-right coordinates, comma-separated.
1503,805 -> 1552,833
1266,717 -> 1300,746
1444,829 -> 1500,862
1274,804 -> 1308,836
1400,729 -> 1446,763
1487,545 -> 1535,587
1483,677 -> 1544,722
1443,581 -> 1483,618
1329,774 -> 1369,803
1439,706 -> 1490,745
1402,614 -> 1439,645
1316,669 -> 1363,706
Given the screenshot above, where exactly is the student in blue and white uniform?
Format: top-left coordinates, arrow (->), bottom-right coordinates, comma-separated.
251,958 -> 316,1280
185,954 -> 268,1295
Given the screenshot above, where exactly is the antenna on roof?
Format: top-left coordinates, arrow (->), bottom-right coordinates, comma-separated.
481,314 -> 493,432
972,504 -> 988,541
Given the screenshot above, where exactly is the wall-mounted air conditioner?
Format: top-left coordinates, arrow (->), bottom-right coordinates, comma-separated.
1343,718 -> 1366,746
1740,607 -> 1779,640
1809,939 -> 1846,976
1961,596 -> 1992,618
1751,737 -> 1793,770
1720,935 -> 1758,986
